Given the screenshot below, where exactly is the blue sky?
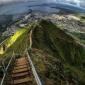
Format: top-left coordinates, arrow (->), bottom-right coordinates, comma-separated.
0,0 -> 85,7
0,0 -> 85,8
0,0 -> 84,7
0,0 -> 84,3
0,0 -> 85,15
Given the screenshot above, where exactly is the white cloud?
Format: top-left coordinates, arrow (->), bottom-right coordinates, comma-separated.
0,0 -> 16,2
0,0 -> 84,6
47,0 -> 56,2
0,0 -> 28,4
0,0 -> 57,3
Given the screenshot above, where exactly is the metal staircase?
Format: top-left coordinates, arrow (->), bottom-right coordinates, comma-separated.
0,51 -> 42,85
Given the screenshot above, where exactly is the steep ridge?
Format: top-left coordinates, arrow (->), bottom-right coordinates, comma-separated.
31,20 -> 85,85
0,20 -> 85,85
32,20 -> 85,65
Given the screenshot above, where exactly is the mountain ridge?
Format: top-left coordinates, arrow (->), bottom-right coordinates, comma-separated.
0,19 -> 85,85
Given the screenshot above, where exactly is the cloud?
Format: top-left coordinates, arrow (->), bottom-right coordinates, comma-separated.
0,0 -> 28,4
0,0 -> 84,6
0,0 -> 16,3
47,0 -> 57,2
0,0 -> 57,4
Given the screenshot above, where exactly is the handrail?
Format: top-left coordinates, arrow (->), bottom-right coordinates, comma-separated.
26,25 -> 42,85
26,51 -> 42,85
29,30 -> 32,49
0,51 -> 15,85
0,37 -> 10,46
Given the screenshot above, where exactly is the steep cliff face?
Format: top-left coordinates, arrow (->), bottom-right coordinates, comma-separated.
31,20 -> 85,84
32,20 -> 85,66
0,20 -> 85,85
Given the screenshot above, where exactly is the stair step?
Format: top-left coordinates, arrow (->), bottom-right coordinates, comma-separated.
15,63 -> 27,67
17,57 -> 26,60
16,59 -> 27,61
12,68 -> 28,74
16,61 -> 28,64
11,77 -> 32,85
16,58 -> 26,61
14,66 -> 30,71
14,65 -> 28,70
16,62 -> 28,66
5,56 -> 36,85
15,63 -> 27,66
16,60 -> 27,63
12,72 -> 28,78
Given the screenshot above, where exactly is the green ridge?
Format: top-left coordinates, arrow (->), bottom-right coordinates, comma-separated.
0,20 -> 85,84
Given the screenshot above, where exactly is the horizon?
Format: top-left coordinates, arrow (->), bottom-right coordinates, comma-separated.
0,0 -> 84,7
0,0 -> 85,15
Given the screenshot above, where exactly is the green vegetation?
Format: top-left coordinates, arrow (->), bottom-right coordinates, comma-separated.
0,26 -> 30,57
70,32 -> 85,44
6,28 -> 27,48
0,36 -> 8,43
0,20 -> 85,85
30,49 -> 65,85
74,13 -> 85,24
32,20 -> 85,65
31,20 -> 85,85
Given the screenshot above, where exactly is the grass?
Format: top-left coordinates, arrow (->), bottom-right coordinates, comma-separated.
64,63 -> 85,84
0,26 -> 30,58
74,13 -> 85,24
32,20 -> 85,65
30,49 -> 66,85
32,20 -> 85,84
6,28 -> 27,47
70,32 -> 85,44
0,19 -> 85,84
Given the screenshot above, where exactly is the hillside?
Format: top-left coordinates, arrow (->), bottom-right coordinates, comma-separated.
31,20 -> 85,85
0,20 -> 85,85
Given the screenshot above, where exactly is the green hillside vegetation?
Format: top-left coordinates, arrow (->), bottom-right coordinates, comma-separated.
32,20 -> 85,65
70,32 -> 85,44
74,13 -> 85,25
0,20 -> 85,85
31,20 -> 85,85
0,26 -> 30,58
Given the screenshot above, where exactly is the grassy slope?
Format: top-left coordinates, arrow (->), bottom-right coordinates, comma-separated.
70,32 -> 85,44
30,49 -> 66,85
31,20 -> 85,84
74,13 -> 85,25
32,20 -> 85,65
0,20 -> 85,84
0,26 -> 30,58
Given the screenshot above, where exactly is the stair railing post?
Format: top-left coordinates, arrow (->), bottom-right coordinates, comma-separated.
26,50 -> 42,85
0,51 -> 15,85
1,60 -> 6,74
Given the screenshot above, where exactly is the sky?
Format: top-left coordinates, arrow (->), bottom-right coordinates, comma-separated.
0,0 -> 85,8
0,0 -> 85,7
0,0 -> 85,15
0,0 -> 26,3
0,0 -> 84,3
